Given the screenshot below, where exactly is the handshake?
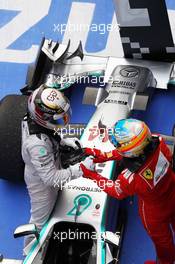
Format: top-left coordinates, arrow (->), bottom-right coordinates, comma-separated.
60,137 -> 96,179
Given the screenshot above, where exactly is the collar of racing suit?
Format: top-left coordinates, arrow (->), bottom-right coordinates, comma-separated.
122,136 -> 160,173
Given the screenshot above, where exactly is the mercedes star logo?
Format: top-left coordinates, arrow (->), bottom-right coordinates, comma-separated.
120,67 -> 139,78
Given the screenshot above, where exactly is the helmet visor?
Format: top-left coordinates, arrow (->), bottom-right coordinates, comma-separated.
109,134 -> 120,148
50,108 -> 71,126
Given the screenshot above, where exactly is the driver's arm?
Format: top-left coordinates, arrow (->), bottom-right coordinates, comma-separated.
85,148 -> 123,163
80,164 -> 135,200
27,142 -> 81,188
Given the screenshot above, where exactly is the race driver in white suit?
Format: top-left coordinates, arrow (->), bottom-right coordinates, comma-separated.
21,85 -> 94,249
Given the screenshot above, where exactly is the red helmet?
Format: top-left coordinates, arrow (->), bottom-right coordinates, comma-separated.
109,119 -> 152,157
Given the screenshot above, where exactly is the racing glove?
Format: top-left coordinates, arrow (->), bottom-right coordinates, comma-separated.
81,156 -> 95,171
80,163 -> 97,180
60,137 -> 82,149
85,148 -> 102,157
69,156 -> 95,179
69,163 -> 83,179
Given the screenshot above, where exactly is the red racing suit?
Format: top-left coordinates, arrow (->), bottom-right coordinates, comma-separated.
81,136 -> 175,264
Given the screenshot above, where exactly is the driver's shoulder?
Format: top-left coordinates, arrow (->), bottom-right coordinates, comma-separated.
24,133 -> 53,152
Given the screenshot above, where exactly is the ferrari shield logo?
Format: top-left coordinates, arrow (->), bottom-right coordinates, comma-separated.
143,168 -> 153,180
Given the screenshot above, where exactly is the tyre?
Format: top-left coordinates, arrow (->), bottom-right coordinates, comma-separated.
0,95 -> 28,182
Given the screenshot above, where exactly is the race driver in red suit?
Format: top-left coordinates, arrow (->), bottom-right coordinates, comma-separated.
80,118 -> 175,264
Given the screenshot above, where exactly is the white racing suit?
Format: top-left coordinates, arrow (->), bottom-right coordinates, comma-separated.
21,120 -> 82,247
